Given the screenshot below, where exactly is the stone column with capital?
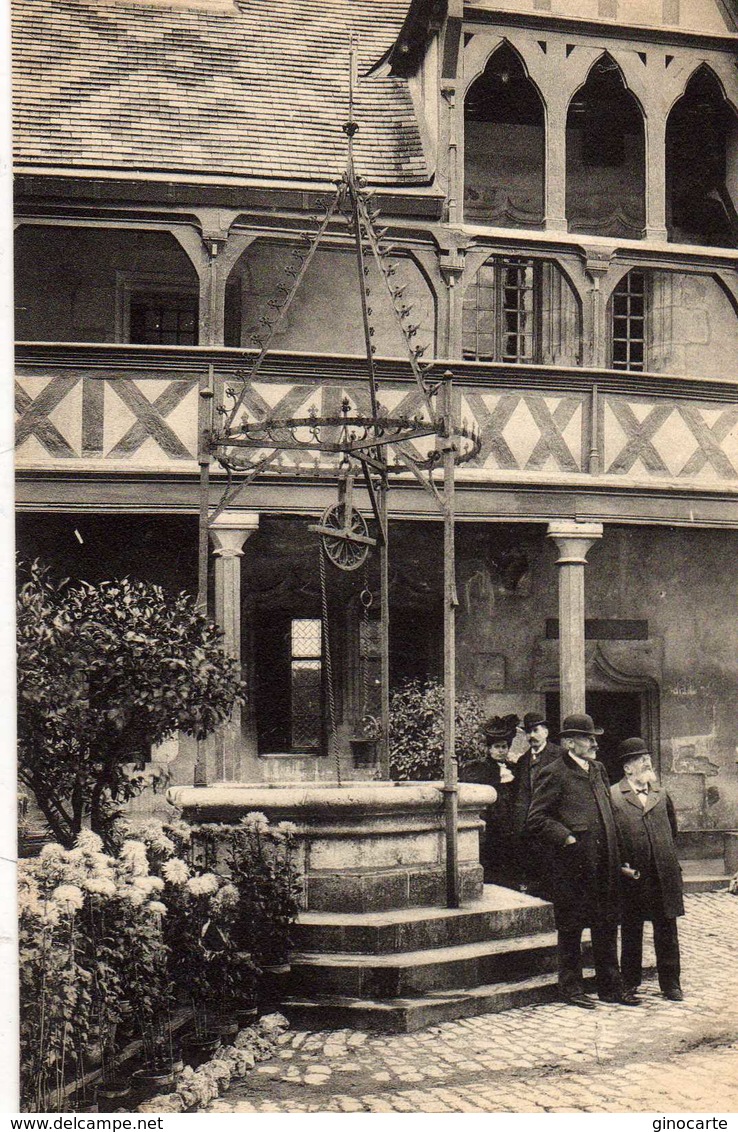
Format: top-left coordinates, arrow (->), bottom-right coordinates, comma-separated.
547,521 -> 603,719
201,512 -> 259,782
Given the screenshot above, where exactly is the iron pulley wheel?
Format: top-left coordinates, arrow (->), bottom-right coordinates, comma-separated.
319,502 -> 371,571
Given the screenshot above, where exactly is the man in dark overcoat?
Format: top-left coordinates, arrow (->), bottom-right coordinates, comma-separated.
511,711 -> 561,897
526,713 -> 639,1009
610,737 -> 685,1001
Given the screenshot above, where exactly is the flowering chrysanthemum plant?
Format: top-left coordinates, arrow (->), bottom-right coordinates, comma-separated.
19,831 -> 173,1111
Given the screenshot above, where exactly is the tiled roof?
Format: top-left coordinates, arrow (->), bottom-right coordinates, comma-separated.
12,0 -> 430,185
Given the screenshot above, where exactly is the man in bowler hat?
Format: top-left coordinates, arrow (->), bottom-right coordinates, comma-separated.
611,737 -> 685,1001
526,713 -> 639,1009
511,711 -> 561,897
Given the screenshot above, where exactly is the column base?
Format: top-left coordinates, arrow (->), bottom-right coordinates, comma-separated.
544,216 -> 569,233
642,227 -> 668,243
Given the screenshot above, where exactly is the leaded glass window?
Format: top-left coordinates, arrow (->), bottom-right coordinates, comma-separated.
290,618 -> 322,749
463,257 -> 539,363
612,270 -> 646,371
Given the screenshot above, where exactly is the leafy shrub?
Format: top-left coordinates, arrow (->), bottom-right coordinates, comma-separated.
389,678 -> 487,781
17,561 -> 245,848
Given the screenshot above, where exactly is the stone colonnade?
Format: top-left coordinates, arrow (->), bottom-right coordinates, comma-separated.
202,511 -> 603,784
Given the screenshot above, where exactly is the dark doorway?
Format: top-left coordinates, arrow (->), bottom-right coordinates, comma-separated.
545,690 -> 645,783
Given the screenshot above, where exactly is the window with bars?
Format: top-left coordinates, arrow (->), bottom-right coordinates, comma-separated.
129,292 -> 199,345
462,258 -> 540,363
611,270 -> 646,371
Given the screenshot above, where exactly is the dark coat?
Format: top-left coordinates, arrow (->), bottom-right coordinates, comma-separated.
526,754 -> 621,931
459,757 -> 516,839
511,740 -> 562,837
610,778 -> 685,921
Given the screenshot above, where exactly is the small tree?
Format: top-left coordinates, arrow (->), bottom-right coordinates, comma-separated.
17,561 -> 245,847
389,678 -> 487,781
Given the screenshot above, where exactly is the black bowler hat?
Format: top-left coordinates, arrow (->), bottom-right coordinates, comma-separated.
483,713 -> 520,744
616,737 -> 650,765
559,712 -> 604,738
523,711 -> 548,733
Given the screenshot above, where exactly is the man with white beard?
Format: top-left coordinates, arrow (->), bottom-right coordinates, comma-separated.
610,738 -> 685,1001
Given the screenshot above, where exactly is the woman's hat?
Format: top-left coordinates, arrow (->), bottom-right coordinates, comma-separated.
559,712 -> 604,737
483,713 -> 520,744
616,737 -> 650,764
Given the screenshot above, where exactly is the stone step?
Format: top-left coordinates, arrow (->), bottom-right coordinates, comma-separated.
290,930 -> 559,998
679,858 -> 730,892
682,875 -> 730,893
293,885 -> 555,955
283,970 -> 576,1033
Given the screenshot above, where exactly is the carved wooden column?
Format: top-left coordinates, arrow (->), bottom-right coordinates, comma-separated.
207,512 -> 259,781
583,251 -> 613,368
544,91 -> 569,233
440,248 -> 464,358
547,520 -> 603,718
644,112 -> 668,242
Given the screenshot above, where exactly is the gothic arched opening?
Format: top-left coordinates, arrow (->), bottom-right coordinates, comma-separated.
464,43 -> 545,228
666,67 -> 738,248
566,56 -> 645,239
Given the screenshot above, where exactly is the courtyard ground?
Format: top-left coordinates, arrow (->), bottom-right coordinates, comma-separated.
209,891 -> 738,1114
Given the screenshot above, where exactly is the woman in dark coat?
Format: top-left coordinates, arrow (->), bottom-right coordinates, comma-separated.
610,737 -> 685,1000
459,714 -> 519,888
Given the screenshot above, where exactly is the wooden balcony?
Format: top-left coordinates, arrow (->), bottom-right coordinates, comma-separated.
15,342 -> 738,527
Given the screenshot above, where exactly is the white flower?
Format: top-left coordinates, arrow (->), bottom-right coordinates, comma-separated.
186,872 -> 220,897
38,902 -> 61,928
162,857 -> 190,885
242,811 -> 269,831
276,821 -> 298,837
84,877 -> 117,897
147,901 -> 168,916
18,876 -> 42,918
165,819 -> 192,844
136,822 -> 176,857
121,885 -> 147,907
119,840 -> 150,877
131,875 -> 164,895
212,882 -> 239,909
51,883 -> 85,913
40,843 -> 66,863
75,830 -> 104,855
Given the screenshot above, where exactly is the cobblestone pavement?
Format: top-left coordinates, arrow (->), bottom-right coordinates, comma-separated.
209,892 -> 738,1114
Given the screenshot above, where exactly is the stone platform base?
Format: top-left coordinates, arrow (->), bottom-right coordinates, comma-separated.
167,780 -> 496,913
283,885 -> 573,1032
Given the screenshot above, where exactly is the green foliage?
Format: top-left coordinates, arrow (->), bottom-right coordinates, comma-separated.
17,561 -> 245,847
224,815 -> 303,967
389,678 -> 487,781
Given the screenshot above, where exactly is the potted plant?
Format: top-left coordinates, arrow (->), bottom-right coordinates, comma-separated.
350,713 -> 382,767
226,813 -> 302,1011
